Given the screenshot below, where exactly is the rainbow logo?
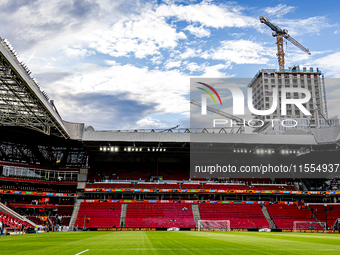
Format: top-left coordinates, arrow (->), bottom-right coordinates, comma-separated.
197,82 -> 222,106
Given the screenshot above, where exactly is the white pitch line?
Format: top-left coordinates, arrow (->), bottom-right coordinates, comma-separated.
75,249 -> 89,255
88,248 -> 340,251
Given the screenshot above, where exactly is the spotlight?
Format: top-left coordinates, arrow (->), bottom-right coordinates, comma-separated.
260,149 -> 264,154
233,149 -> 236,153
124,147 -> 127,151
256,149 -> 260,154
244,149 -> 247,153
148,148 -> 150,151
103,147 -> 107,151
164,148 -> 166,151
160,149 -> 163,152
115,147 -> 119,152
128,147 -> 131,152
152,148 -> 155,152
110,147 -> 114,152
139,148 -> 142,152
100,147 -> 103,151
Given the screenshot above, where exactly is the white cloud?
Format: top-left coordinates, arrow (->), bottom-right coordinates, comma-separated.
334,30 -> 340,34
136,116 -> 161,128
150,55 -> 163,65
62,45 -> 95,59
184,25 -> 211,38
264,4 -> 296,17
164,60 -> 182,69
202,63 -> 232,77
155,3 -> 257,29
180,48 -> 202,59
47,63 -> 189,115
185,62 -> 204,72
201,40 -> 274,64
89,12 -> 187,58
228,32 -> 245,39
308,52 -> 340,77
275,16 -> 334,36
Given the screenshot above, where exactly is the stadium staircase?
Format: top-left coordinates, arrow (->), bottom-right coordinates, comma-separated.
293,182 -> 300,191
0,202 -> 36,227
191,204 -> 201,227
48,217 -> 53,226
307,205 -> 324,227
69,199 -> 83,230
300,179 -> 309,191
120,204 -> 127,227
260,204 -> 275,228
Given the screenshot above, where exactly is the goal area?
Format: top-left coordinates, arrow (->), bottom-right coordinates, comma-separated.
197,220 -> 230,231
293,221 -> 326,232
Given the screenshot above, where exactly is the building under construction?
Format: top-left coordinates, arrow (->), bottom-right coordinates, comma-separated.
249,17 -> 339,134
248,67 -> 339,134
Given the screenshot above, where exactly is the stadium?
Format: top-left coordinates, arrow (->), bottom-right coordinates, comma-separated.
1,2 -> 340,255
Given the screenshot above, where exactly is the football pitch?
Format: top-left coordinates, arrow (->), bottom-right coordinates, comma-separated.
1,231 -> 340,255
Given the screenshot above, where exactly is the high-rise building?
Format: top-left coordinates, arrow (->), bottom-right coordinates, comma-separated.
247,67 -> 338,134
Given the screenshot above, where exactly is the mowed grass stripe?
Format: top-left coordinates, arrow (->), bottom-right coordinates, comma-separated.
0,231 -> 340,255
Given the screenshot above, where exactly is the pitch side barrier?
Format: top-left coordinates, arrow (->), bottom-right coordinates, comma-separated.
89,228 -> 339,232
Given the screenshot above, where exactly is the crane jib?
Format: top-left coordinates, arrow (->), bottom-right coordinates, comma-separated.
259,16 -> 311,69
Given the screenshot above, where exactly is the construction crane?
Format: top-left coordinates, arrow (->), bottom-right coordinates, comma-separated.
259,16 -> 311,70
190,100 -> 248,133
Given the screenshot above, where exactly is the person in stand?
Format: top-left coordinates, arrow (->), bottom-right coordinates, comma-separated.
21,224 -> 25,235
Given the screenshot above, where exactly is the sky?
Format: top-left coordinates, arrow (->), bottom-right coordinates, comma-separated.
0,0 -> 340,131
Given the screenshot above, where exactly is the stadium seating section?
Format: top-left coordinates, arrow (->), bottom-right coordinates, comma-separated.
75,203 -> 122,228
125,203 -> 195,228
0,211 -> 32,229
199,203 -> 270,229
309,204 -> 340,228
266,203 -> 318,229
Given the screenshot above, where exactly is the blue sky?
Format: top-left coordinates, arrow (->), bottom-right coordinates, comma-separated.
1,0 -> 340,130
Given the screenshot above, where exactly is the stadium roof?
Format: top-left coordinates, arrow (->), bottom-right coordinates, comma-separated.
81,128 -> 318,145
0,38 -> 70,138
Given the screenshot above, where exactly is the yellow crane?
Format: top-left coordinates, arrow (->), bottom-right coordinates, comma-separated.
259,16 -> 311,70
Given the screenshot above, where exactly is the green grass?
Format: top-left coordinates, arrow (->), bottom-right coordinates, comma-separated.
1,231 -> 340,255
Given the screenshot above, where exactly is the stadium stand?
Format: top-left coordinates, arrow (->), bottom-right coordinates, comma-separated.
198,203 -> 270,229
75,203 -> 122,228
309,204 -> 340,228
266,203 -> 318,229
125,203 -> 195,228
0,211 -> 32,229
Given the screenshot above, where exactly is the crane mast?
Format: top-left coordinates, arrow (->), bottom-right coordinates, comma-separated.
259,16 -> 311,70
